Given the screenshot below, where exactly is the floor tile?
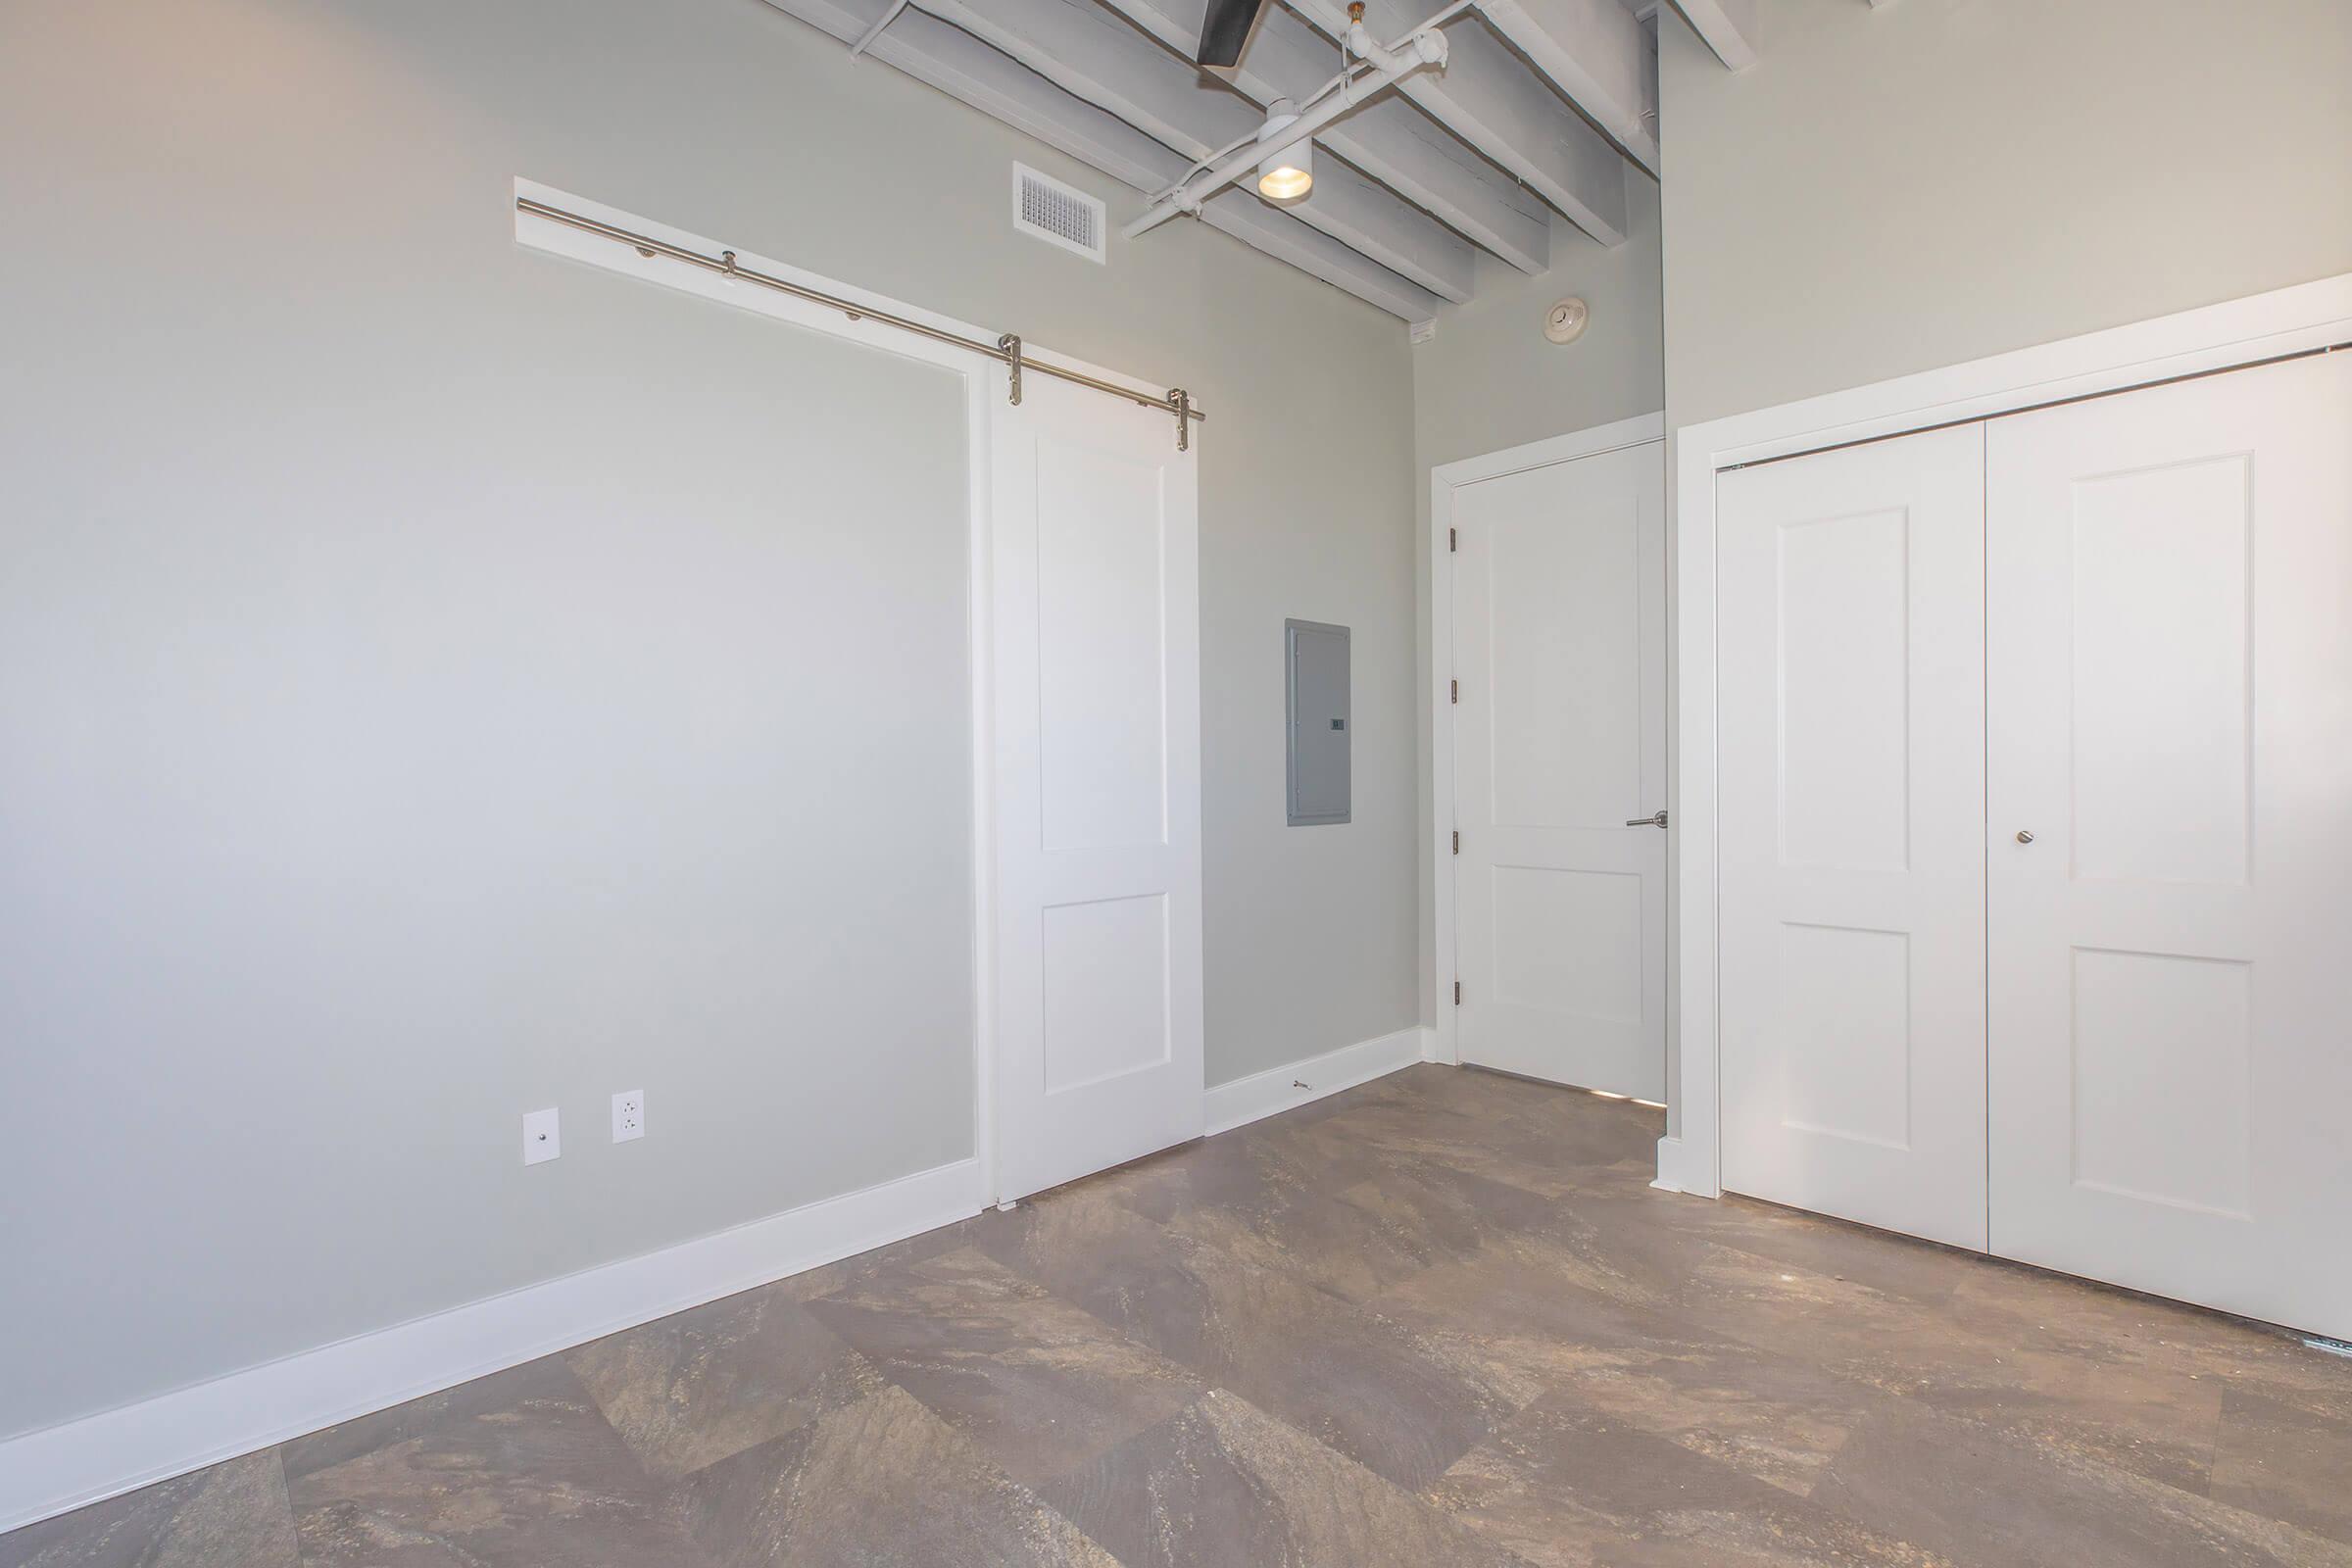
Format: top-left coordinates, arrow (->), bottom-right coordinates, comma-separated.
680,1383 -> 1117,1567
801,1245 -> 1201,1486
2210,1379 -> 2352,1545
983,1183 -> 1522,1490
1552,1347 -> 1875,1497
1041,1389 -> 1535,1568
1674,1243 -> 2230,1495
1088,1126 -> 1443,1303
0,1452 -> 297,1568
1343,1067 -> 1661,1176
1368,1244 -> 1732,1412
1603,1188 -> 1977,1312
1323,1145 -> 1590,1265
1810,1399 -> 2352,1568
281,1357 -> 708,1568
1428,1387 -> 1939,1568
1950,1260 -> 2349,1397
564,1282 -> 884,1480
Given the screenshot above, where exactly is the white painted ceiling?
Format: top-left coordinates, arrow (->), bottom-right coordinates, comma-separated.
763,0 -> 1754,321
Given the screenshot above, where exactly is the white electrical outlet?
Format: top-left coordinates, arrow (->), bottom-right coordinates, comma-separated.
522,1107 -> 561,1165
612,1090 -> 644,1144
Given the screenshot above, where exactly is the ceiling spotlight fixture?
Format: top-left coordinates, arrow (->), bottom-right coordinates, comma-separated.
1255,100 -> 1312,204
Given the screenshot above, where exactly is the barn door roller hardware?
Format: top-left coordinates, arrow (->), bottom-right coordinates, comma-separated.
999,333 -> 1023,406
515,196 -> 1205,449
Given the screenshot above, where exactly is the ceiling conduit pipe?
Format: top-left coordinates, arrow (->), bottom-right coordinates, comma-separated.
849,0 -> 913,57
1121,0 -> 1461,239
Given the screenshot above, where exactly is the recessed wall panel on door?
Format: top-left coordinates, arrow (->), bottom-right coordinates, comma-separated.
1985,350 -> 2352,1338
1716,424 -> 1988,1250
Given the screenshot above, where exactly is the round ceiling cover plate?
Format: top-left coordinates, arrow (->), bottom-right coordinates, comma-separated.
1544,297 -> 1590,345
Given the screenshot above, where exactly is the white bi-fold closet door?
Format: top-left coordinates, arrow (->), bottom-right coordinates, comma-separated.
1716,422 -> 1990,1251
1719,350 -> 2352,1338
1984,353 -> 2352,1335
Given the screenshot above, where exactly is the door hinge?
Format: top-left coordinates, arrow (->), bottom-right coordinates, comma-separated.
1449,678 -> 1458,704
1448,527 -> 1457,553
1453,980 -> 1461,1005
1451,829 -> 1459,855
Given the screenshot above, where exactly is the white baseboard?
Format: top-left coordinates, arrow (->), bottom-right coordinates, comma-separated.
1652,1134 -> 1716,1197
0,1157 -> 986,1537
1203,1026 -> 1433,1137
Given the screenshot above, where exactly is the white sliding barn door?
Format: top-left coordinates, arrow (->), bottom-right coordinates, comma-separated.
1452,441 -> 1667,1099
1716,425 -> 1989,1250
1986,351 -> 2352,1338
992,374 -> 1202,1202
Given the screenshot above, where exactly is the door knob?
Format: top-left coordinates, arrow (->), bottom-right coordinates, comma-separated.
1626,809 -> 1669,829
2016,829 -> 2035,844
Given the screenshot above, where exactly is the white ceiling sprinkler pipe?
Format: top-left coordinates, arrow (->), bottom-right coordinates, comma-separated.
1122,4 -> 1454,239
1344,7 -> 1448,75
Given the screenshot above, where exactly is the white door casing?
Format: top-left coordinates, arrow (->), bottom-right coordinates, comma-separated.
1451,438 -> 1667,1098
991,369 -> 1204,1203
1716,424 -> 1989,1250
1985,350 -> 2352,1338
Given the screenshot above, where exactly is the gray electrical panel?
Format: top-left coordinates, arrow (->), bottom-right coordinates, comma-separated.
1286,618 -> 1350,826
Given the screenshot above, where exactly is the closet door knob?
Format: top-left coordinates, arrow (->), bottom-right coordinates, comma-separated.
2016,830 -> 2035,844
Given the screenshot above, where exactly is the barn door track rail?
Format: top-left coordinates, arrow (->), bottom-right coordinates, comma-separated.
516,196 -> 1203,449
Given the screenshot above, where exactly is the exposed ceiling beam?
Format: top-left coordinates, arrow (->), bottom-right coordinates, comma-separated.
1098,0 -> 1551,273
760,0 -> 1447,320
1665,0 -> 1756,70
916,0 -> 1476,300
1471,0 -> 1659,172
1287,0 -> 1632,245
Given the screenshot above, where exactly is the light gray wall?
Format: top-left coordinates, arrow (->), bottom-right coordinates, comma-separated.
1409,187 -> 1666,1025
1661,0 -> 2352,430
0,0 -> 1419,1440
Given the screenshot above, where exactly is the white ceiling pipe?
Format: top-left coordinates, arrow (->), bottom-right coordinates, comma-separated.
1344,5 -> 1450,74
848,0 -> 913,56
1122,6 -> 1454,239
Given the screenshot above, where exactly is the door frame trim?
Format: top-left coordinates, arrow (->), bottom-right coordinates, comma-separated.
516,177 -> 1200,1210
1662,270 -> 2352,1202
1428,412 -> 1667,1070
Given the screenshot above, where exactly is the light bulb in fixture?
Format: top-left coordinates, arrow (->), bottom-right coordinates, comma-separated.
1255,100 -> 1312,204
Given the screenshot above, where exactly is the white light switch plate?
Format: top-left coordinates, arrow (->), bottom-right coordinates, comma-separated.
522,1106 -> 561,1165
612,1090 -> 644,1144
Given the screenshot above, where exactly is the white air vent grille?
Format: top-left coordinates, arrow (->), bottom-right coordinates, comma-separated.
1012,164 -> 1106,264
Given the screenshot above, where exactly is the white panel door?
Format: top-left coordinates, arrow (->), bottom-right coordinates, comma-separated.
1452,440 -> 1666,1098
1717,425 -> 1988,1250
993,373 -> 1201,1201
1986,351 -> 2352,1337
